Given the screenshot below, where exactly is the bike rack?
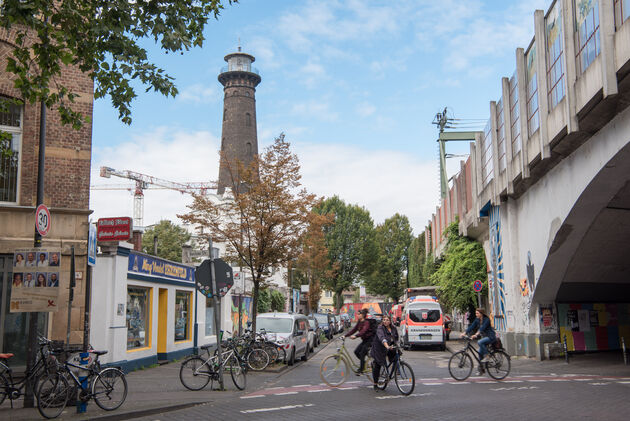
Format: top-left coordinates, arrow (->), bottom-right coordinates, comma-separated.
563,335 -> 569,364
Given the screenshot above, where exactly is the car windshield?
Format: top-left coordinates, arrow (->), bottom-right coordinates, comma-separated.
314,315 -> 328,324
409,309 -> 441,323
257,317 -> 293,333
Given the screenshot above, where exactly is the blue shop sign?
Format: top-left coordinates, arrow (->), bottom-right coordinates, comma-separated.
128,252 -> 194,284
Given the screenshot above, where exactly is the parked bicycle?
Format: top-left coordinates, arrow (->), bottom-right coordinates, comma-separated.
179,338 -> 247,391
233,332 -> 270,371
0,336 -> 59,408
373,344 -> 415,395
319,336 -> 373,387
37,348 -> 128,419
448,336 -> 511,381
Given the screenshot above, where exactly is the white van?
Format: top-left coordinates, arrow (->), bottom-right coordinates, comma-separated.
257,312 -> 310,366
400,297 -> 446,350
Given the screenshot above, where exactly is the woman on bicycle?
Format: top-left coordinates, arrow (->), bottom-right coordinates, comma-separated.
462,308 -> 496,373
370,315 -> 398,391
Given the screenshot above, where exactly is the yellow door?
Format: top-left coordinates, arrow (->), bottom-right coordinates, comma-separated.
158,289 -> 168,354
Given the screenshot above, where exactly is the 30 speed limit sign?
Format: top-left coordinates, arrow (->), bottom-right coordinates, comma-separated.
35,204 -> 51,236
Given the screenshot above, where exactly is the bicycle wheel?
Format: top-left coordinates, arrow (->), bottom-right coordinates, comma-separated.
0,372 -> 8,405
37,372 -> 70,419
263,343 -> 279,363
247,348 -> 270,371
276,345 -> 287,363
486,351 -> 511,380
227,356 -> 247,390
394,361 -> 415,395
448,351 -> 473,381
320,355 -> 349,387
92,368 -> 128,411
179,356 -> 211,390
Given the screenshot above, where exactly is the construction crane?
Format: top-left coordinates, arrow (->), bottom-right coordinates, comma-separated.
98,166 -> 216,229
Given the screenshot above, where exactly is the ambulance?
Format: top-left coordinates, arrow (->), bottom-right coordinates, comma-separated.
399,295 -> 446,350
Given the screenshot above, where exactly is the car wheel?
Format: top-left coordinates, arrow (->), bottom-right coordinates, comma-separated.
302,345 -> 308,361
288,348 -> 295,366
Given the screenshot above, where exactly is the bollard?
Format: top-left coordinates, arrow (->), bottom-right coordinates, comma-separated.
77,352 -> 90,413
563,335 -> 569,364
623,337 -> 628,366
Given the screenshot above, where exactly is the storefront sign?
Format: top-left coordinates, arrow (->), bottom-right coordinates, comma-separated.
10,248 -> 61,312
128,251 -> 194,283
87,222 -> 97,266
97,217 -> 133,242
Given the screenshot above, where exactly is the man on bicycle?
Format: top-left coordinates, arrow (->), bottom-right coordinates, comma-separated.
344,309 -> 375,374
462,308 -> 496,374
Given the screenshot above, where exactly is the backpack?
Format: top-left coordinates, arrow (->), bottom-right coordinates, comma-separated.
365,318 -> 378,340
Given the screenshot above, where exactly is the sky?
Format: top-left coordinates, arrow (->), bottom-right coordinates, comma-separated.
89,0 -> 550,235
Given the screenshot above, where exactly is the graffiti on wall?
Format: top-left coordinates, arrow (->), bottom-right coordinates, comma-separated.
489,206 -> 507,331
231,296 -> 253,335
340,303 -> 394,322
558,303 -> 630,351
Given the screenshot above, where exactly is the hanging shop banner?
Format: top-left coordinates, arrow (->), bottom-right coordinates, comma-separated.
97,217 -> 133,242
10,248 -> 61,312
128,251 -> 194,284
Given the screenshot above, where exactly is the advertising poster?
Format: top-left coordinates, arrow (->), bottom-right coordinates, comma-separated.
10,248 -> 61,312
567,309 -> 579,332
577,309 -> 590,332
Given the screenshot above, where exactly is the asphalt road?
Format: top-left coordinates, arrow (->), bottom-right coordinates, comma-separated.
132,336 -> 630,421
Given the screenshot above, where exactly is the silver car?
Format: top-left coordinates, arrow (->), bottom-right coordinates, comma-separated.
257,312 -> 310,366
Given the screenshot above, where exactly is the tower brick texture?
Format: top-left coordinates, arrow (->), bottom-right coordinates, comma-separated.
217,50 -> 261,195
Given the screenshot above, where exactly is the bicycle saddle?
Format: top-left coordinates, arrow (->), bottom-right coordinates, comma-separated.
0,353 -> 14,359
90,350 -> 108,356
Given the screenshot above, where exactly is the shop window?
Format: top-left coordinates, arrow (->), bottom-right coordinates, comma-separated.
575,0 -> 600,75
127,286 -> 151,350
205,298 -> 215,336
175,290 -> 191,342
0,97 -> 22,203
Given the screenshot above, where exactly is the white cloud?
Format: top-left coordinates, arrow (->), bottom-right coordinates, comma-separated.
300,60 -> 327,88
356,102 -> 376,117
291,101 -> 339,122
90,128 -> 221,227
177,84 -> 219,104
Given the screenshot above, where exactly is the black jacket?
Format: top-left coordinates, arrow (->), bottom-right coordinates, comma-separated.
370,324 -> 398,365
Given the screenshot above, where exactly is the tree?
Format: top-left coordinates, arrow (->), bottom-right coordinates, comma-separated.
270,290 -> 285,312
408,232 -> 427,287
316,196 -> 377,313
180,134 -> 318,331
257,289 -> 271,313
429,222 -> 487,312
141,220 -> 191,262
0,0 -> 235,127
364,213 -> 413,302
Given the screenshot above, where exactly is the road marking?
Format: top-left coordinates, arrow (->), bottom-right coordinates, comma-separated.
450,382 -> 470,385
491,386 -> 538,391
423,382 -> 444,385
526,379 -> 547,382
241,395 -> 265,399
291,384 -> 311,387
617,381 -> 630,384
307,389 -> 331,393
589,383 -> 610,386
240,404 -> 315,414
550,379 -> 571,382
477,381 -> 498,384
503,380 -> 523,383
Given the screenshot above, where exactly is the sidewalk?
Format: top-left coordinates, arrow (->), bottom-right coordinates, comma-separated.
446,330 -> 630,377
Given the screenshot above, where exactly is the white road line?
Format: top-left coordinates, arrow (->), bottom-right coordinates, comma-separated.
423,382 -> 444,385
340,386 -> 359,390
291,384 -> 311,387
376,395 -> 405,399
240,403 -> 315,414
476,381 -> 498,384
574,379 -> 591,381
241,395 -> 266,399
589,383 -> 610,386
266,386 -> 284,390
617,381 -> 630,384
503,380 -> 524,383
526,380 -> 547,382
307,389 -> 331,393
274,392 -> 299,396
450,382 -> 470,385
550,379 -> 571,382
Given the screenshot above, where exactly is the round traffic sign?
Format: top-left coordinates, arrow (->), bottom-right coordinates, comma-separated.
35,204 -> 51,236
473,279 -> 483,292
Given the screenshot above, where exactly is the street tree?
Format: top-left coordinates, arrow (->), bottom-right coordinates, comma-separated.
0,0 -> 235,127
270,290 -> 285,312
408,232 -> 427,287
316,196 -> 377,313
141,220 -> 191,262
430,222 -> 487,312
364,213 -> 413,302
179,134 -> 318,331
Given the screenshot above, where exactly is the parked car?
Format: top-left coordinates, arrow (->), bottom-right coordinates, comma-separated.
332,314 -> 342,333
306,318 -> 319,352
312,313 -> 333,339
340,313 -> 352,329
257,312 -> 310,366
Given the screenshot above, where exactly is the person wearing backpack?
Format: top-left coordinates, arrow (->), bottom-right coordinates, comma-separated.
345,308 -> 376,374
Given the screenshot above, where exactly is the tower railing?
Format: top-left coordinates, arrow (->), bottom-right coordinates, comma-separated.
220,66 -> 259,75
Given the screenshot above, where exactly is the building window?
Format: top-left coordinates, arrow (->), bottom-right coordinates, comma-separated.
127,286 -> 151,350
246,142 -> 252,155
509,72 -> 521,156
546,3 -> 565,110
481,119 -> 494,187
615,0 -> 630,27
496,100 -> 506,173
0,97 -> 22,203
245,113 -> 251,127
223,108 -> 227,121
526,44 -> 540,136
324,290 -> 332,298
174,290 -> 191,342
205,298 -> 215,336
575,0 -> 600,75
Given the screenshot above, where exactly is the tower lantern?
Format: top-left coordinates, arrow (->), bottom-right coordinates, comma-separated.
217,47 -> 261,195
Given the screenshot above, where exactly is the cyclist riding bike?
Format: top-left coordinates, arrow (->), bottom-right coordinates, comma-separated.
461,307 -> 496,374
370,314 -> 398,391
344,308 -> 375,375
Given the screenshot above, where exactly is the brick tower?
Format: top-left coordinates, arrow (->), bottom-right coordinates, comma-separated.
217,47 -> 261,195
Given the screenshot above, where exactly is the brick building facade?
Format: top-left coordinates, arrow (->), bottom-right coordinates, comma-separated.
0,29 -> 94,362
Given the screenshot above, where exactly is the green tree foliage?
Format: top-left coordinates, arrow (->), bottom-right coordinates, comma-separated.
0,0 -> 235,127
429,222 -> 487,312
316,196 -> 377,313
364,213 -> 413,302
408,232 -> 426,287
270,290 -> 285,312
141,220 -> 191,262
257,289 -> 271,313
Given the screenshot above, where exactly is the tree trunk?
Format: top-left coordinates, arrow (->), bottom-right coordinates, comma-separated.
251,278 -> 260,333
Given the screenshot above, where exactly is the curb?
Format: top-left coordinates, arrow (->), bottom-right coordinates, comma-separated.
87,402 -> 207,421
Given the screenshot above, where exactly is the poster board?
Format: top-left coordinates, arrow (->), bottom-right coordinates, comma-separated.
10,248 -> 61,312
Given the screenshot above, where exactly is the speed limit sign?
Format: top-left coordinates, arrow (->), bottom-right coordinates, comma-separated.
35,204 -> 51,236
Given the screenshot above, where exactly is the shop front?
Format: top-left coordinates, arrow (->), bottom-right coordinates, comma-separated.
91,244 -> 218,371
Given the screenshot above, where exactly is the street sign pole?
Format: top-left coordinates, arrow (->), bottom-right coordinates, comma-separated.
209,238 -> 224,390
477,291 -> 482,308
